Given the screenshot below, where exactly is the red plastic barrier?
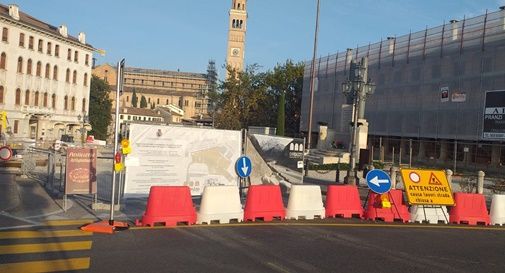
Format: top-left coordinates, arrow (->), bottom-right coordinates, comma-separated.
244,185 -> 285,222
135,186 -> 196,227
325,185 -> 363,218
364,189 -> 410,223
449,192 -> 490,225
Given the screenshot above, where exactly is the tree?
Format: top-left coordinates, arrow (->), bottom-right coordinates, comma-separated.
131,88 -> 138,107
140,95 -> 147,108
89,75 -> 112,140
276,91 -> 285,136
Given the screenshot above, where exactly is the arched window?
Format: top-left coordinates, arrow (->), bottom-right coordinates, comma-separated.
64,95 -> 68,110
15,88 -> 21,105
0,86 -> 4,104
25,90 -> 30,105
45,63 -> 50,79
53,65 -> 58,80
72,70 -> 77,84
27,59 -> 32,75
83,73 -> 88,86
36,61 -> 42,76
239,20 -> 243,28
157,98 -> 160,104
82,98 -> 86,112
126,96 -> 129,102
238,3 -> 241,9
43,92 -> 48,107
17,57 -> 23,73
71,96 -> 75,110
52,94 -> 56,109
166,99 -> 168,104
34,91 -> 39,106
65,69 -> 70,82
0,52 -> 6,69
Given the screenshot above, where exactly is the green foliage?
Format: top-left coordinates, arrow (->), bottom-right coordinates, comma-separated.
89,75 -> 112,140
276,91 -> 285,136
131,89 -> 138,107
140,95 -> 147,108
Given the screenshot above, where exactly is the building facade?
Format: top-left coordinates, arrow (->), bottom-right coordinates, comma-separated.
0,4 -> 94,144
226,0 -> 247,76
301,8 -> 505,168
93,64 -> 209,123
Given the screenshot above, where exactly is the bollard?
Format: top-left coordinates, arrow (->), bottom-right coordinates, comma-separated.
390,167 -> 397,189
446,169 -> 453,185
477,171 -> 485,194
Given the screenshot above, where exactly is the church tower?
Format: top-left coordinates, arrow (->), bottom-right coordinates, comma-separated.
226,0 -> 247,77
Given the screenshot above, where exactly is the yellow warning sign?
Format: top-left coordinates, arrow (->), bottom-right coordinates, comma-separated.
400,169 -> 455,206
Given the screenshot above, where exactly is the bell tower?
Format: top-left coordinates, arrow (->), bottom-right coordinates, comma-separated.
226,0 -> 247,77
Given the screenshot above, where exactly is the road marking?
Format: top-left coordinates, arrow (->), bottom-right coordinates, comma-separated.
0,257 -> 90,273
0,230 -> 92,240
0,241 -> 92,255
130,222 -> 505,232
43,219 -> 95,226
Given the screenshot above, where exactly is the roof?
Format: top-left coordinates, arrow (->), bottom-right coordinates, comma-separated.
125,67 -> 207,79
113,107 -> 162,117
110,85 -> 204,97
0,4 -> 94,49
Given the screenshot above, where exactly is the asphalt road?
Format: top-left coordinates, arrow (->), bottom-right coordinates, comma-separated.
89,222 -> 505,273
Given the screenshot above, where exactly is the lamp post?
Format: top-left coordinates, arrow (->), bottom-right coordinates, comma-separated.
342,57 -> 375,185
77,112 -> 89,146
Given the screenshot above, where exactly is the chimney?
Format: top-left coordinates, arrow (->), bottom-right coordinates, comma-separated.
8,4 -> 20,20
450,20 -> 459,41
387,37 -> 395,54
59,25 -> 68,38
78,32 -> 86,44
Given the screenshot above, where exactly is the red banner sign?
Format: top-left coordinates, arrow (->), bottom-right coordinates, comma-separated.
65,148 -> 97,195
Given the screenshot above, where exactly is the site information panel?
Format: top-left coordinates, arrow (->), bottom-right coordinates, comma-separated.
483,90 -> 505,140
400,169 -> 455,206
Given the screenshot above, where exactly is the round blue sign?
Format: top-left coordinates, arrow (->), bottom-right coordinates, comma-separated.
365,169 -> 392,194
235,155 -> 252,178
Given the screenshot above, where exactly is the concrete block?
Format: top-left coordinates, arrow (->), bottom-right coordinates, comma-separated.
197,186 -> 243,224
286,185 -> 325,220
410,205 -> 449,224
490,194 -> 505,226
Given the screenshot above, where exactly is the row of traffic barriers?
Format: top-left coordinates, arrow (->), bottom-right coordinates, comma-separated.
135,185 -> 505,227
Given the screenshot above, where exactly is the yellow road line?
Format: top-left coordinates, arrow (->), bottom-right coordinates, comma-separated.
0,257 -> 90,273
43,219 -> 95,227
130,222 -> 505,232
0,230 -> 92,240
0,241 -> 92,255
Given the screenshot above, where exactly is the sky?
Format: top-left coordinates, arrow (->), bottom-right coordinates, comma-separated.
4,0 -> 505,77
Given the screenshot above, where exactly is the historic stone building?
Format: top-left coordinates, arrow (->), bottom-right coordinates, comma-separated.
0,4 -> 94,143
226,0 -> 247,76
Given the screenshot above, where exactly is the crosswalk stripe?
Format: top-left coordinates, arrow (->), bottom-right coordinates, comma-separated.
0,257 -> 90,273
0,230 -> 92,240
42,219 -> 95,227
0,241 -> 92,255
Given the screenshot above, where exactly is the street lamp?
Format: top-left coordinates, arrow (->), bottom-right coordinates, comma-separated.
342,57 -> 375,185
77,112 -> 89,146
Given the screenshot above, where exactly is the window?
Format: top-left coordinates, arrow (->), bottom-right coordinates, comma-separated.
85,54 -> 89,66
0,52 -> 5,69
0,86 -> 3,103
166,99 -> 168,104
38,39 -> 43,52
17,57 -> 23,73
36,61 -> 42,76
45,63 -> 50,79
53,65 -> 58,80
55,45 -> 59,57
27,59 -> 32,74
126,96 -> 129,102
19,33 -> 25,47
1,27 -> 7,42
71,97 -> 75,110
13,120 -> 18,134
25,90 -> 30,105
184,100 -> 189,107
43,92 -> 48,107
47,42 -> 52,55
34,91 -> 39,106
15,89 -> 21,105
67,49 -> 71,61
82,98 -> 86,111
52,94 -> 56,109
65,69 -> 70,82
74,51 -> 78,62
83,73 -> 88,86
64,96 -> 68,110
72,70 -> 77,84
28,36 -> 34,49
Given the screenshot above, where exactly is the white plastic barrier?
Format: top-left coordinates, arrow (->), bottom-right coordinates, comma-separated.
197,186 -> 243,224
410,205 -> 449,224
490,194 -> 505,226
286,185 -> 325,220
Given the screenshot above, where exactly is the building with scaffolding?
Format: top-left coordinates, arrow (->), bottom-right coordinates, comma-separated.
301,7 -> 505,169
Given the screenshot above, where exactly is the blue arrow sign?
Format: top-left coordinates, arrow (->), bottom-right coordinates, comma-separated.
235,155 -> 252,178
366,169 -> 392,194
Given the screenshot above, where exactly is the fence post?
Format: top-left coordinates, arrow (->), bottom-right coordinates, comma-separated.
390,166 -> 397,189
477,170 -> 485,194
446,169 -> 453,185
